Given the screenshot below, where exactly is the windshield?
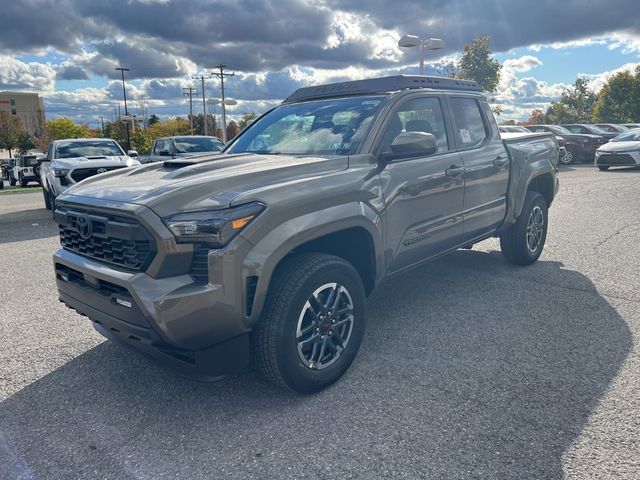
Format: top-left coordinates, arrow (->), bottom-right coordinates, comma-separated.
226,96 -> 385,156
20,156 -> 39,167
174,137 -> 224,154
586,125 -> 608,134
55,140 -> 124,159
612,129 -> 640,142
547,125 -> 572,135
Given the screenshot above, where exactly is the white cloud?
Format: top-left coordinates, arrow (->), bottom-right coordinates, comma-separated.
0,55 -> 56,93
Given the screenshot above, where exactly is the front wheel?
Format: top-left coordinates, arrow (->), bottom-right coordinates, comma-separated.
559,148 -> 574,165
500,191 -> 548,266
252,253 -> 366,393
20,177 -> 28,188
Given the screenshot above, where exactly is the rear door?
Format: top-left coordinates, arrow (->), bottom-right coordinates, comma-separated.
378,94 -> 466,273
448,96 -> 509,239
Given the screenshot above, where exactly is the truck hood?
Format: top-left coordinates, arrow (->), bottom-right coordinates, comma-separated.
61,153 -> 348,217
597,141 -> 640,153
53,155 -> 138,170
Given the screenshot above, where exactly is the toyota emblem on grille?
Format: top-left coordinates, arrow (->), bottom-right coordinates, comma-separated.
75,214 -> 92,239
97,168 -> 108,174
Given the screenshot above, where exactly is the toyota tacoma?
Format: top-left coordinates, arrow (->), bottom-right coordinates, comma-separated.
53,76 -> 559,393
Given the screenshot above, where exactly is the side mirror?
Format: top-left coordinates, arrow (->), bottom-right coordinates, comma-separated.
390,132 -> 438,158
127,149 -> 139,158
158,150 -> 171,157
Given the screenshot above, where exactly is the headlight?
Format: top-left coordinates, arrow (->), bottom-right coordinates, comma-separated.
163,202 -> 265,246
53,168 -> 69,177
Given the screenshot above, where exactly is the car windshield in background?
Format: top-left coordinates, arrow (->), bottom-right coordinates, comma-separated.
547,125 -> 572,135
22,157 -> 39,167
55,141 -> 124,159
587,125 -> 608,134
174,137 -> 224,154
226,96 -> 385,156
612,130 -> 640,142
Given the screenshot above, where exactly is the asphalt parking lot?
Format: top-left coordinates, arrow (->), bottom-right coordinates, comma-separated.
1,165 -> 639,479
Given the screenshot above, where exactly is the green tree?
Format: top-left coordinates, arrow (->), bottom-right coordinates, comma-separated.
545,77 -> 596,124
130,128 -> 153,155
592,67 -> 640,122
238,112 -> 258,131
46,117 -> 92,141
0,111 -> 25,158
191,113 -> 217,137
149,117 -> 191,138
148,114 -> 160,127
16,131 -> 36,154
459,36 -> 502,92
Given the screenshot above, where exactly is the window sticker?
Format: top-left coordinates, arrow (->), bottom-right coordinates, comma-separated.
361,100 -> 381,106
460,129 -> 472,143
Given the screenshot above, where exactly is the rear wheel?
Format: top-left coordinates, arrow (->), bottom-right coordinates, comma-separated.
20,177 -> 28,188
9,177 -> 16,186
500,191 -> 548,266
252,253 -> 366,393
598,165 -> 610,171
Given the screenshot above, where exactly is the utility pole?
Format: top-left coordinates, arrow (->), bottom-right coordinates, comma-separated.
192,74 -> 211,135
115,67 -> 131,150
183,87 -> 198,135
212,64 -> 235,142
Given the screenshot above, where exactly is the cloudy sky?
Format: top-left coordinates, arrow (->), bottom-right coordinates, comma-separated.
1,0 -> 640,128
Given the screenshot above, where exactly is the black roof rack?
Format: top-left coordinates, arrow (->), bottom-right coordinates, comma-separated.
283,75 -> 481,104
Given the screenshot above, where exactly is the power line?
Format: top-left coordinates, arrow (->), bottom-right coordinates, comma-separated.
212,64 -> 235,142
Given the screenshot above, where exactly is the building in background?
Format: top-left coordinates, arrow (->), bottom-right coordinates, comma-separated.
0,92 -> 46,138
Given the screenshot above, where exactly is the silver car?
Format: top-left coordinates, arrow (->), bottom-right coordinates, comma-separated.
594,128 -> 640,171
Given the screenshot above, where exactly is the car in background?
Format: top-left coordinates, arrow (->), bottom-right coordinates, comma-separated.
594,128 -> 640,171
594,123 -> 629,134
500,125 -> 568,164
144,135 -> 225,163
10,151 -> 45,187
525,125 -> 606,164
561,124 -> 617,141
39,138 -> 140,211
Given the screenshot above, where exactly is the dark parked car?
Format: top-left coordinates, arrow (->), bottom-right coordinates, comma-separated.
561,124 -> 617,141
53,75 -> 559,393
594,123 -> 629,134
500,125 -> 567,164
526,125 -> 607,164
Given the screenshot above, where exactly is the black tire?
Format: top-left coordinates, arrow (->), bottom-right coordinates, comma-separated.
562,147 -> 577,165
0,179 -> 3,189
20,177 -> 28,188
252,253 -> 366,394
43,187 -> 52,210
598,165 -> 610,171
500,191 -> 548,266
9,178 -> 16,187
50,191 -> 56,218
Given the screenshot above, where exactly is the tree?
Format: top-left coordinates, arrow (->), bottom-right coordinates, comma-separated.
226,120 -> 240,141
46,118 -> 92,141
522,109 -> 546,126
191,113 -> 217,136
459,36 -> 502,92
0,111 -> 25,158
545,77 -> 596,124
148,114 -> 160,127
149,117 -> 191,138
130,128 -> 153,155
238,112 -> 258,131
16,131 -> 35,154
592,67 -> 640,122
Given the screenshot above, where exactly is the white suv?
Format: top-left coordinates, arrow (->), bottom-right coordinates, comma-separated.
40,138 -> 140,211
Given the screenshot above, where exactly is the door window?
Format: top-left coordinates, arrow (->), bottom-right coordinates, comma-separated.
379,97 -> 449,155
450,97 -> 488,149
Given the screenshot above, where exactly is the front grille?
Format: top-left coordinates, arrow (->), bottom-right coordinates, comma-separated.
58,208 -> 156,271
190,246 -> 210,283
597,153 -> 636,165
71,166 -> 125,182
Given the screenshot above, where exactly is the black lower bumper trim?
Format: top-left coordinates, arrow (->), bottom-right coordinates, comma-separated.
59,289 -> 251,380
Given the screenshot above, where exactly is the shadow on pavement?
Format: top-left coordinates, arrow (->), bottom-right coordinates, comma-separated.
0,250 -> 631,479
0,207 -> 58,244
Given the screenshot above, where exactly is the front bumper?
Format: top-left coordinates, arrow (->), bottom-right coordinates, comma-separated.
53,197 -> 255,378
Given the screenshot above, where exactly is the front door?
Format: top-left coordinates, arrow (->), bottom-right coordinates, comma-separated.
378,95 -> 466,274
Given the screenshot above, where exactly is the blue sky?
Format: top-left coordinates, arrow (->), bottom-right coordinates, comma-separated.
1,0 -> 639,127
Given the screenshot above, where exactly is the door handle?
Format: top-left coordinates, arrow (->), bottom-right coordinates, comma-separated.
493,155 -> 508,167
445,165 -> 465,177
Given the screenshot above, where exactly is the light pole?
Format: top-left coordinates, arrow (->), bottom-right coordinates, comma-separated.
212,64 -> 235,142
115,67 -> 131,150
398,35 -> 445,75
207,98 -> 237,140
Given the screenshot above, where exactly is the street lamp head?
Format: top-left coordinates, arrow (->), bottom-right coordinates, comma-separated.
398,34 -> 422,48
423,38 -> 445,50
224,99 -> 238,106
207,98 -> 221,105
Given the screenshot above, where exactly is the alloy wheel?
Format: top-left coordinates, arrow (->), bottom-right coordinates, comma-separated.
526,205 -> 545,253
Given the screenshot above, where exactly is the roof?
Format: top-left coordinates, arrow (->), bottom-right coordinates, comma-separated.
283,75 -> 481,104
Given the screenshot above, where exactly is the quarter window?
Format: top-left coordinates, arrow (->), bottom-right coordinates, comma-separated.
450,97 -> 488,149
